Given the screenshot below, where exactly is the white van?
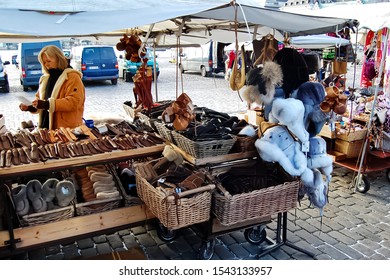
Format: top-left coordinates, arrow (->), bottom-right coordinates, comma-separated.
179,41 -> 229,77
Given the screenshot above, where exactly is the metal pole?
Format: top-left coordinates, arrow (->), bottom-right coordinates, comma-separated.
354,30 -> 389,191
153,40 -> 158,102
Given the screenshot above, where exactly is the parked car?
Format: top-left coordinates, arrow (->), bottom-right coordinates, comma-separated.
124,49 -> 160,82
70,45 -> 118,85
0,56 -> 10,93
18,40 -> 62,91
179,40 -> 229,77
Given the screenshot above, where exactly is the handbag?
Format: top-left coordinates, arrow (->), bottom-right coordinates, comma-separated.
332,59 -> 347,75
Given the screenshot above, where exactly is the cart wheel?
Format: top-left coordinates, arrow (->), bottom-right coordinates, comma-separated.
386,169 -> 390,183
156,222 -> 176,242
353,174 -> 370,193
244,226 -> 267,244
198,239 -> 215,260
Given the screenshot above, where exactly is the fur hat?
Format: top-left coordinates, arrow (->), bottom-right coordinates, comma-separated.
295,82 -> 329,137
302,168 -> 328,213
242,61 -> 283,105
273,48 -> 309,97
268,98 -> 309,143
255,125 -> 307,177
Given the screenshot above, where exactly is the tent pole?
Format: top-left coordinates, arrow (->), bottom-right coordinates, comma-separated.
153,39 -> 158,102
354,29 -> 389,192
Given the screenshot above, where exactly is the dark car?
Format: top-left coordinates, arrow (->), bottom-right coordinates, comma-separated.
70,45 -> 118,85
0,56 -> 10,93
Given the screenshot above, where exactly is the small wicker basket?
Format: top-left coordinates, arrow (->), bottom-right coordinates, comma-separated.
154,121 -> 175,143
108,164 -> 142,207
75,167 -> 123,216
21,203 -> 75,226
135,165 -> 215,230
172,131 -> 236,158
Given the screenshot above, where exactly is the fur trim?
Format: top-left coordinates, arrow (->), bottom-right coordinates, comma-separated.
243,61 -> 283,105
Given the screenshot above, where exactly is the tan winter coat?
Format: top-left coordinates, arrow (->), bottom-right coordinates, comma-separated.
35,68 -> 85,130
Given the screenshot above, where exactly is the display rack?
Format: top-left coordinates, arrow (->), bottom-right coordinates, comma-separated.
0,145 -> 164,258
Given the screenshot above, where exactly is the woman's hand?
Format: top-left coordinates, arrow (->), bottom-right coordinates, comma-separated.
19,103 -> 29,111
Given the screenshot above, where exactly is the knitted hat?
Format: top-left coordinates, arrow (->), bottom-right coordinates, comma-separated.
273,47 -> 309,98
242,60 -> 283,105
255,125 -> 307,177
295,82 -> 329,137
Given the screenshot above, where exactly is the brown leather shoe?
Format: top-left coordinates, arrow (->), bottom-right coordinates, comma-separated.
23,146 -> 38,163
30,142 -> 39,162
18,147 -> 30,164
5,150 -> 12,167
61,143 -> 71,158
32,131 -> 45,145
1,134 -> 12,150
0,150 -> 5,167
11,148 -> 21,166
81,142 -> 92,155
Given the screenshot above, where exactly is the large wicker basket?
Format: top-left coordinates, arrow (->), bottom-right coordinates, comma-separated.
213,180 -> 301,226
135,166 -> 215,230
172,131 -> 236,158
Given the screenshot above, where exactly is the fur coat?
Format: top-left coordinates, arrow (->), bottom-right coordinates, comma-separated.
35,68 -> 85,130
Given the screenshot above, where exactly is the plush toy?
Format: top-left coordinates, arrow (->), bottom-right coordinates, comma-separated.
242,60 -> 283,105
294,82 -> 329,137
307,136 -> 333,184
255,125 -> 307,177
268,98 -> 309,143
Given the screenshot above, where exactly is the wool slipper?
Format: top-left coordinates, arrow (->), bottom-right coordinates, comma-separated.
26,179 -> 47,213
89,172 -> 113,184
96,190 -> 120,200
11,184 -> 30,216
56,180 -> 76,207
42,178 -> 59,203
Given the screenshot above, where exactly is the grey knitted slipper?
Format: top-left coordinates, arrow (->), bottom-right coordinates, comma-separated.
26,179 -> 47,213
56,180 -> 76,207
42,178 -> 59,203
11,184 -> 30,216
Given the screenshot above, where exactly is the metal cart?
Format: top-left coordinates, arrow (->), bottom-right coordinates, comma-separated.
334,149 -> 390,193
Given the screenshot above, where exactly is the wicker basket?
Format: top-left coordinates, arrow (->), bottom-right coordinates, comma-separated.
108,164 -> 143,207
154,121 -> 174,143
21,203 -> 75,226
213,180 -> 301,226
123,104 -> 135,119
172,131 -> 236,158
135,167 -> 215,230
75,168 -> 123,216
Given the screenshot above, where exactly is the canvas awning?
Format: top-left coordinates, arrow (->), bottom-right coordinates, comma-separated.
0,0 -> 357,45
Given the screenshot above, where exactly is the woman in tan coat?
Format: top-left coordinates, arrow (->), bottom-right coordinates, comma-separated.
19,45 -> 85,130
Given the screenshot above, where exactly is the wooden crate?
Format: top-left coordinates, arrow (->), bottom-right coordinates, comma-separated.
334,139 -> 364,159
336,127 -> 367,142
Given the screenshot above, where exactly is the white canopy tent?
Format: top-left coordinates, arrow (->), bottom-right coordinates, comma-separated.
224,34 -> 352,51
0,0 -> 357,46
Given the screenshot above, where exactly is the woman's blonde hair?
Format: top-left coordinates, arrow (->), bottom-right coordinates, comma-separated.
38,45 -> 68,74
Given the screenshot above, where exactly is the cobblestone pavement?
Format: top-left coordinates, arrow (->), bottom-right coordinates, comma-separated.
1,56 -> 389,260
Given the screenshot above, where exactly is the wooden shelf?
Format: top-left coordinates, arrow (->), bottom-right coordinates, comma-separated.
0,144 -> 165,178
171,144 -> 258,166
0,204 -> 154,253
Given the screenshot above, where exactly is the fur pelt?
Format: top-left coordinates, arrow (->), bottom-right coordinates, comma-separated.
242,61 -> 283,105
268,98 -> 309,143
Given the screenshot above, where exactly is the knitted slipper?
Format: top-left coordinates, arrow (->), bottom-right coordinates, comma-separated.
42,178 -> 59,203
56,180 -> 76,207
96,190 -> 120,200
26,179 -> 47,213
11,184 -> 30,216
